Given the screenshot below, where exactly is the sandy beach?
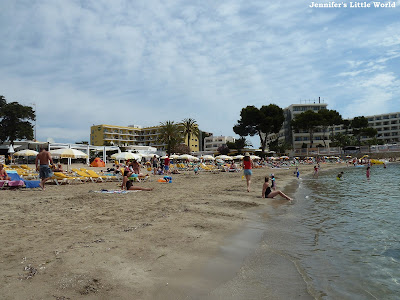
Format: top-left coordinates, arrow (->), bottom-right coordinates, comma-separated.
0,163 -> 344,299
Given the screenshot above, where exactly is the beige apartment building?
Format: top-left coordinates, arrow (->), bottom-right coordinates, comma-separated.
90,124 -> 200,152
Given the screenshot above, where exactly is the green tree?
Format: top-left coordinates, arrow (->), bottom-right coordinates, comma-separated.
291,110 -> 322,148
174,143 -> 190,154
0,95 -> 35,145
317,109 -> 343,147
226,137 -> 252,154
330,133 -> 356,148
233,104 -> 284,154
181,118 -> 200,152
217,144 -> 230,155
157,121 -> 184,155
351,116 -> 374,145
268,138 -> 291,155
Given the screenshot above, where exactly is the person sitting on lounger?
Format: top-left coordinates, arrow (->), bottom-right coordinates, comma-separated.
52,163 -> 66,173
131,159 -> 141,174
121,170 -> 153,191
0,164 -> 11,181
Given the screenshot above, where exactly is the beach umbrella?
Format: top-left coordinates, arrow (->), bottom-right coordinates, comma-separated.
50,148 -> 89,171
141,153 -> 160,158
233,155 -> 244,160
8,144 -> 15,154
13,149 -> 39,157
279,156 -> 289,160
215,155 -> 233,160
170,154 -> 180,159
50,148 -> 88,158
250,155 -> 261,160
178,154 -> 196,161
111,152 -> 138,160
201,155 -> 215,161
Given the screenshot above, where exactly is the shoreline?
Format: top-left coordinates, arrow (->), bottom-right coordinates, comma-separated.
150,165 -> 342,299
1,163 -> 346,299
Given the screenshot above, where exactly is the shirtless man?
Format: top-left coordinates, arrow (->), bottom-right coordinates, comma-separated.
35,148 -> 53,190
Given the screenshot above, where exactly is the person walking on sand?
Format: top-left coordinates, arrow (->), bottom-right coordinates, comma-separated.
164,155 -> 170,174
35,148 -> 54,190
243,153 -> 253,192
262,177 -> 292,201
151,155 -> 159,175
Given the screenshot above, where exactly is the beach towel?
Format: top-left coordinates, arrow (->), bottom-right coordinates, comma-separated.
7,170 -> 41,189
90,189 -> 138,194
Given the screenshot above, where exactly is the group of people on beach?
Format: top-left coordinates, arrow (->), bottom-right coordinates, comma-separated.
242,152 -> 293,201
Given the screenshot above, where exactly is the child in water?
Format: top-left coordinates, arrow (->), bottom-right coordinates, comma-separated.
262,177 -> 292,201
294,167 -> 300,179
270,174 -> 276,190
366,166 -> 370,179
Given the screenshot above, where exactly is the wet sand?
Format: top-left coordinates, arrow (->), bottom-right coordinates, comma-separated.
0,163 -> 343,299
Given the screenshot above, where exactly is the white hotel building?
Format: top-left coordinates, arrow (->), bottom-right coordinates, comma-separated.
267,102 -> 400,149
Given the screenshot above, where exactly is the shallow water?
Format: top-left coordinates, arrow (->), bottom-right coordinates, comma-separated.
276,163 -> 400,299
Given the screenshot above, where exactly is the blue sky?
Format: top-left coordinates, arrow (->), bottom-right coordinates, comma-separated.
1,0 -> 399,148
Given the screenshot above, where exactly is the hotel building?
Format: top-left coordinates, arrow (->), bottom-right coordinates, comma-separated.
266,102 -> 329,149
267,102 -> 400,149
203,135 -> 235,152
90,124 -> 200,152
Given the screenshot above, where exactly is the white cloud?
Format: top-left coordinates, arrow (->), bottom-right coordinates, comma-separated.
0,0 -> 399,146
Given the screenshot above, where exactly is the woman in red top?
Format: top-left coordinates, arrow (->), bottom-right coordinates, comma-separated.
243,153 -> 253,192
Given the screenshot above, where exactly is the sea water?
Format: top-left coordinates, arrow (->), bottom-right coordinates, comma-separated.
265,163 -> 400,299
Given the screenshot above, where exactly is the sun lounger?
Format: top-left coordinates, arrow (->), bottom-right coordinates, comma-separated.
200,163 -> 215,171
53,172 -> 86,184
80,168 -> 113,182
72,168 -> 102,183
2,171 -> 32,189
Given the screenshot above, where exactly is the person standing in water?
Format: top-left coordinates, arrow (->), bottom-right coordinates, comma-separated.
366,166 -> 371,179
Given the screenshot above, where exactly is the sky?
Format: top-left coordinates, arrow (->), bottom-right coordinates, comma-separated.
1,0 -> 399,148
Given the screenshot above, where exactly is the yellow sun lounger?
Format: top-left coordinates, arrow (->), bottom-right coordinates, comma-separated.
53,172 -> 86,184
80,168 -> 115,182
71,168 -> 102,183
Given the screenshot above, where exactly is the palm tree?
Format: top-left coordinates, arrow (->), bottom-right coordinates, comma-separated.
181,118 -> 200,152
157,121 -> 184,155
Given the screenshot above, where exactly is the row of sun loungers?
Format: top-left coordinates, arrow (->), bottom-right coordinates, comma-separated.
2,166 -> 122,188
